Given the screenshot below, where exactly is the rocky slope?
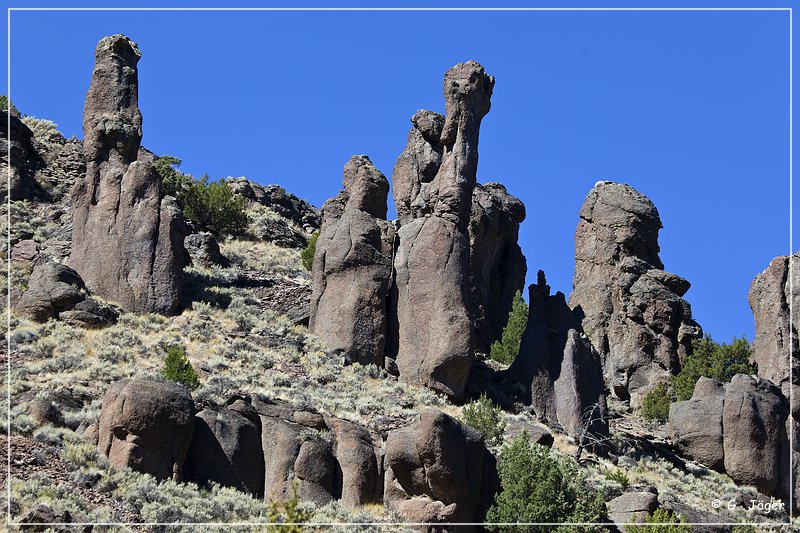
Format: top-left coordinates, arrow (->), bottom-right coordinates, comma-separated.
2,33 -> 798,532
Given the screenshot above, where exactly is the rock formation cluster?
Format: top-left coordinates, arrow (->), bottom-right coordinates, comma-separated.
70,34 -> 185,315
569,181 -> 702,406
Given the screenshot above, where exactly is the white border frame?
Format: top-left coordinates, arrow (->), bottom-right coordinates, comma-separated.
5,4 -> 794,529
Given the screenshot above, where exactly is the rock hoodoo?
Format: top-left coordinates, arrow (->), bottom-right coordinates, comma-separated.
390,61 -> 494,400
504,271 -> 608,440
309,155 -> 394,367
748,252 -> 799,394
70,34 -> 185,315
469,182 -> 527,354
569,182 -> 702,406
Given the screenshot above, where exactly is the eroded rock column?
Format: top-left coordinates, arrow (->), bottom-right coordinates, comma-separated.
70,34 -> 185,315
309,155 -> 394,366
391,61 -> 494,400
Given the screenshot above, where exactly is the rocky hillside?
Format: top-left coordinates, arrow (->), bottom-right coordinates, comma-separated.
1,34 -> 797,532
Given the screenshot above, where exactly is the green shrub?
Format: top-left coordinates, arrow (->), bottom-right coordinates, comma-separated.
462,393 -> 506,445
604,469 -> 630,489
267,481 -> 313,532
0,95 -> 19,115
162,346 -> 199,390
182,174 -> 249,237
486,432 -> 605,532
490,290 -> 529,364
672,335 -> 755,401
640,381 -> 672,423
154,155 -> 193,199
301,231 -> 319,272
627,508 -> 690,533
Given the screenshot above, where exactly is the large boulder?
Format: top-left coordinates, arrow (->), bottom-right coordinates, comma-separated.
569,182 -> 702,406
606,491 -> 659,527
16,263 -> 88,322
309,155 -> 394,367
184,406 -> 264,497
390,61 -> 494,400
184,232 -> 226,267
669,377 -> 725,472
325,416 -> 382,507
469,182 -> 527,354
97,379 -> 195,481
505,271 -> 608,440
383,409 -> 498,532
70,34 -> 185,315
748,253 -> 799,394
722,374 -> 788,495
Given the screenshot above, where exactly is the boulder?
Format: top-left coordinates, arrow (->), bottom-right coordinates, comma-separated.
97,378 -> 195,481
606,491 -> 659,527
469,182 -> 527,354
569,182 -> 702,406
252,217 -> 308,248
505,271 -> 608,440
184,406 -> 264,497
309,155 -> 394,367
11,239 -> 39,263
383,409 -> 498,532
668,377 -> 725,472
185,232 -> 226,267
27,398 -> 66,428
16,262 -> 88,322
58,297 -> 120,328
390,61 -> 494,400
748,253 -> 799,393
325,416 -> 382,507
722,374 -> 788,495
70,34 -> 185,315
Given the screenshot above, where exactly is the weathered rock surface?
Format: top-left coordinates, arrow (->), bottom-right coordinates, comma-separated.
669,377 -> 725,472
606,491 -> 659,527
97,378 -> 195,481
669,374 -> 791,501
11,239 -> 39,263
469,182 -> 527,354
325,416 -> 382,507
70,34 -> 185,315
0,111 -> 47,202
569,182 -> 702,406
383,409 -> 498,532
27,398 -> 67,428
505,271 -> 608,440
390,61 -> 494,400
184,406 -> 264,497
309,155 -> 394,367
748,253 -> 799,393
185,232 -> 226,267
227,177 -> 321,233
251,216 -> 309,248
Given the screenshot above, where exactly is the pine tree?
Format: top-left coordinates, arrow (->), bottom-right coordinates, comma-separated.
490,290 -> 529,365
162,346 -> 199,390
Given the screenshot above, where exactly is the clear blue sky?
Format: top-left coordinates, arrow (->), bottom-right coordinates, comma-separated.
4,1 -> 796,343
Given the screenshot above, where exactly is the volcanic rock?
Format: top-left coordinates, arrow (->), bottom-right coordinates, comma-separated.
16,262 -> 88,322
669,377 -> 725,472
185,232 -> 226,267
469,182 -> 527,353
383,409 -> 498,532
226,177 -> 321,233
390,61 -> 494,400
606,491 -> 659,527
70,34 -> 185,315
569,182 -> 702,406
309,155 -> 394,367
97,378 -> 195,481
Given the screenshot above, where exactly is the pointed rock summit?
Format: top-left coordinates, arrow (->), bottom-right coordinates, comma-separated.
70,34 -> 185,315
569,182 -> 701,405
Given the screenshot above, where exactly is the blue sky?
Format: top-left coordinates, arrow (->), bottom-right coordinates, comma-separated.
4,1 -> 796,343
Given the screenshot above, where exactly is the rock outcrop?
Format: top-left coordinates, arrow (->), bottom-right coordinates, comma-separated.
669,374 -> 791,500
184,406 -> 264,497
383,409 -> 498,531
309,156 -> 394,367
226,177 -> 321,233
70,34 -> 185,315
606,491 -> 659,527
390,61 -> 494,400
185,232 -> 226,267
97,379 -> 195,481
469,182 -> 527,354
748,253 -> 799,393
1,111 -> 47,201
569,182 -> 702,406
504,271 -> 608,440
16,262 -> 118,327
